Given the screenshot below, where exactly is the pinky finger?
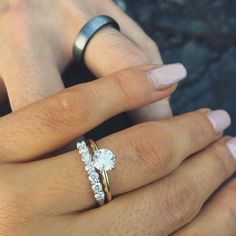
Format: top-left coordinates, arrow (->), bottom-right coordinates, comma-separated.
172,178 -> 236,236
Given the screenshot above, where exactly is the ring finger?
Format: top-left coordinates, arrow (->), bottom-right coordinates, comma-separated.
3,109 -> 229,215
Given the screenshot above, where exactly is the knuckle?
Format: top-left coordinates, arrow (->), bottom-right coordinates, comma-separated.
126,47 -> 149,66
210,141 -> 234,177
93,0 -> 111,11
188,111 -> 215,142
112,66 -> 152,107
162,178 -> 200,225
102,30 -> 149,69
128,123 -> 172,174
113,69 -> 140,103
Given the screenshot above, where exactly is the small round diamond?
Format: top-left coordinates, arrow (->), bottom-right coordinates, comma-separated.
77,142 -> 87,154
81,152 -> 90,162
77,141 -> 86,149
92,183 -> 103,192
79,147 -> 87,155
89,171 -> 99,184
93,148 -> 116,172
85,162 -> 94,174
95,191 -> 105,201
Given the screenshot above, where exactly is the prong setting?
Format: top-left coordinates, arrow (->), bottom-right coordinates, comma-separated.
93,148 -> 116,172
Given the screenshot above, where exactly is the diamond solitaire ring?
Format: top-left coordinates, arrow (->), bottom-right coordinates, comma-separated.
77,141 -> 105,206
88,139 -> 116,202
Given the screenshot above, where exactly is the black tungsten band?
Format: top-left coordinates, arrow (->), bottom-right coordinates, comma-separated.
73,15 -> 120,64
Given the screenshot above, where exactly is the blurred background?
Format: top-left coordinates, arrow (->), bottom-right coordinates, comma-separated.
119,0 -> 236,135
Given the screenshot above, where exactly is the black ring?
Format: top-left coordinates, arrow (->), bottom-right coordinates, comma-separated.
73,15 -> 120,64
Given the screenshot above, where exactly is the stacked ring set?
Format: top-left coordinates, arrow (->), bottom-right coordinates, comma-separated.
77,140 -> 116,206
73,15 -> 120,206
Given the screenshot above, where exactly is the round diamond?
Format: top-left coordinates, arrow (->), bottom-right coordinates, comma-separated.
93,148 -> 116,172
81,153 -> 90,162
85,162 -> 94,174
89,171 -> 99,184
77,141 -> 86,149
78,147 -> 87,155
77,141 -> 89,155
95,191 -> 105,201
92,183 -> 103,192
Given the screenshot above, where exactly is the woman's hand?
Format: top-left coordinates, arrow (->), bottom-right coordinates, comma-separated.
0,0 -> 170,120
0,65 -> 235,236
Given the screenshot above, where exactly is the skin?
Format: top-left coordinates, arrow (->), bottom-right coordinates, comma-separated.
0,0 -> 170,120
0,66 -> 235,235
0,1 -> 235,235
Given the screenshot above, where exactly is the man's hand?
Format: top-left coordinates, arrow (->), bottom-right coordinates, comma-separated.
0,0 -> 171,121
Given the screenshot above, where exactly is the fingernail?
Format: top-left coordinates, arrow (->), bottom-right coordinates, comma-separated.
148,63 -> 187,89
207,110 -> 231,133
226,138 -> 236,162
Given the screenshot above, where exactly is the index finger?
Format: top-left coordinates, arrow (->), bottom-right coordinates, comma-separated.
0,64 -> 186,162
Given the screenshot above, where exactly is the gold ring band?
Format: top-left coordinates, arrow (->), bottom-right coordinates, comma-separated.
101,171 -> 112,202
88,139 -> 113,202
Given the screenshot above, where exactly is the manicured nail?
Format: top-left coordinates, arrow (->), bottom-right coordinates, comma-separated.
148,63 -> 187,89
226,138 -> 236,162
207,110 -> 231,133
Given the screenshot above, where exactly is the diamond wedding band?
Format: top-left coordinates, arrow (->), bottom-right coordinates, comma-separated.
77,140 -> 116,205
77,141 -> 105,206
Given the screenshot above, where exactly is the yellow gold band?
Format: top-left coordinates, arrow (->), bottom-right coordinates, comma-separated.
101,171 -> 112,202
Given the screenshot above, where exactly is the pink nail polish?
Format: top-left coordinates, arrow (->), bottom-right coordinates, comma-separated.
148,63 -> 187,89
226,138 -> 236,162
207,110 -> 231,133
